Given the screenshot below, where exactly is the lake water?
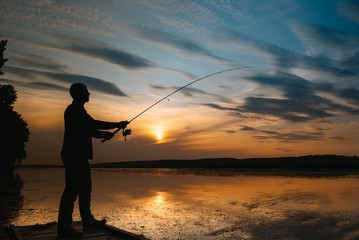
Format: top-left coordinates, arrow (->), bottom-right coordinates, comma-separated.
7,168 -> 359,240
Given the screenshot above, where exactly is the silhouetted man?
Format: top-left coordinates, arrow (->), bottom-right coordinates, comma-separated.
58,83 -> 128,238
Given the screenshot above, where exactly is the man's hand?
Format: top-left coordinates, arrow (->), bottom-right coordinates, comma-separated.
116,121 -> 129,129
103,131 -> 114,141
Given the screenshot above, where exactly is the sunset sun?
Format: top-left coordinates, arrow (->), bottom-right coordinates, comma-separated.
152,126 -> 165,142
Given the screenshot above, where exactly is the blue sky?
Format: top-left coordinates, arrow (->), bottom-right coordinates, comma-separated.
1,0 -> 358,164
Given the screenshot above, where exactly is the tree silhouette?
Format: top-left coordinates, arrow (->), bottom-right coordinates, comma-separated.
0,36 -> 30,172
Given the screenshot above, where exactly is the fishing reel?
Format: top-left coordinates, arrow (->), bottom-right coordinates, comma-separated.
122,128 -> 132,141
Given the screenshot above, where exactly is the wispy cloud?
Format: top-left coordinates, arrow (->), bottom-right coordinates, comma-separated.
226,28 -> 358,79
150,84 -> 232,103
241,96 -> 332,122
3,32 -> 160,71
70,45 -> 154,69
240,125 -> 324,142
337,88 -> 359,105
291,21 -> 359,62
58,35 -> 156,69
1,1 -> 231,65
338,1 -> 359,26
202,103 -> 240,113
242,72 -> 359,121
10,53 -> 70,72
5,66 -> 127,97
204,71 -> 359,122
195,18 -> 359,123
0,77 -> 67,93
128,24 -> 230,63
0,1 -> 114,35
26,82 -> 68,92
44,72 -> 127,96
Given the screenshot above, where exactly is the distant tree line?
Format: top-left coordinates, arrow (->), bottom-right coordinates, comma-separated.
91,155 -> 359,171
0,35 -> 30,172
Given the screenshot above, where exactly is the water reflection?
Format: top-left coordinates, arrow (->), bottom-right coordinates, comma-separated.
12,168 -> 359,240
151,192 -> 165,208
0,171 -> 24,225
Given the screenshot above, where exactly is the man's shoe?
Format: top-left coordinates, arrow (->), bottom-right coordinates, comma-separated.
57,227 -> 83,239
83,218 -> 107,231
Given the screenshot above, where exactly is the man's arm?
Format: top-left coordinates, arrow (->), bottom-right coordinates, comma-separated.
91,130 -> 114,139
93,120 -> 128,130
87,113 -> 128,140
90,120 -> 128,140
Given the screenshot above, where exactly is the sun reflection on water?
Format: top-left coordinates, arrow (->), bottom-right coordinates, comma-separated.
146,191 -> 169,214
154,192 -> 164,206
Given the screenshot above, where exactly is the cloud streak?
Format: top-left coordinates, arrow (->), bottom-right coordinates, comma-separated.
150,84 -> 232,104
204,71 -> 359,122
5,66 -> 127,97
44,72 -> 127,96
67,44 -> 155,69
240,125 -> 324,142
227,28 -> 358,79
242,72 -> 359,121
26,82 -> 68,92
198,19 -> 359,123
10,53 -> 70,72
338,1 -> 359,26
128,24 -> 230,63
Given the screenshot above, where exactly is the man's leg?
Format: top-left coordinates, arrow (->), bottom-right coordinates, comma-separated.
80,160 -> 107,230
79,160 -> 93,222
58,159 -> 84,237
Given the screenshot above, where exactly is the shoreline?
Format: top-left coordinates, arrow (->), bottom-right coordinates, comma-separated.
17,155 -> 359,176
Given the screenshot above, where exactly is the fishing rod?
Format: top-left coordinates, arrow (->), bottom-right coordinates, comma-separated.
102,66 -> 251,142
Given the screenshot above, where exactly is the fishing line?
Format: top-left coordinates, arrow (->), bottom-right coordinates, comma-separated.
102,66 -> 251,142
